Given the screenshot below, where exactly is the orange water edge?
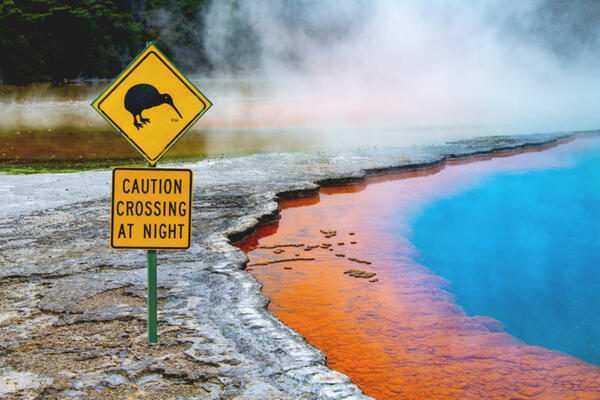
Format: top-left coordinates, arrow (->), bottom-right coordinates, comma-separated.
237,139 -> 600,399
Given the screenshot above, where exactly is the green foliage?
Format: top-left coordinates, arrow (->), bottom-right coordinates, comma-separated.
0,0 -> 211,84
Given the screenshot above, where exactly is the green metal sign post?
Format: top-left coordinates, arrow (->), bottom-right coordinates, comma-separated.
147,161 -> 158,343
147,248 -> 158,343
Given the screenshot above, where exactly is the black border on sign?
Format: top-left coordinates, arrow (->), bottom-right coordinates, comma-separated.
98,51 -> 208,163
111,167 -> 193,250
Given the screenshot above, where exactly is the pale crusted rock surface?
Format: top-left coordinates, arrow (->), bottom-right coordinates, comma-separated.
0,133 -> 578,399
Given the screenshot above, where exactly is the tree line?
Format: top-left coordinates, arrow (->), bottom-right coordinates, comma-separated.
0,0 -> 211,84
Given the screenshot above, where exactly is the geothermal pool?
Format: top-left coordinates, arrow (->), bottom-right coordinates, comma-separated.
411,138 -> 600,366
239,137 -> 600,399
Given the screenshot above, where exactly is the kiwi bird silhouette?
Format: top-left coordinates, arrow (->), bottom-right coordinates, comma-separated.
124,84 -> 182,130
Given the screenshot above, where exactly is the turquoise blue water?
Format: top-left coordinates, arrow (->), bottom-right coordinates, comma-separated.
410,139 -> 600,365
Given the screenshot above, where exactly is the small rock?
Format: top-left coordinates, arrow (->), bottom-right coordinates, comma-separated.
344,269 -> 376,279
136,374 -> 162,386
102,374 -> 128,388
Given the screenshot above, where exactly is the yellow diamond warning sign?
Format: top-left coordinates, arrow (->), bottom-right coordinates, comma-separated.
111,167 -> 193,250
92,43 -> 211,164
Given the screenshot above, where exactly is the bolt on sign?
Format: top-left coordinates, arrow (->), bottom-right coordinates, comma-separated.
91,42 -> 212,165
111,168 -> 192,249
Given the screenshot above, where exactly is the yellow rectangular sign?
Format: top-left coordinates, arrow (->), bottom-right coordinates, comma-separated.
111,167 -> 192,249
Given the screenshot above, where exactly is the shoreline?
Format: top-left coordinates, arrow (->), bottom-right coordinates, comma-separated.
226,133 -> 578,244
0,131 -> 594,399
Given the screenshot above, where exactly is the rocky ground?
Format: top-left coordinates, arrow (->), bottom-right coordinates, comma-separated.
0,133 -> 579,399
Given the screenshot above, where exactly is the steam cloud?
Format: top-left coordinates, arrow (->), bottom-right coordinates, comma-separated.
198,0 -> 600,143
3,0 -> 600,149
